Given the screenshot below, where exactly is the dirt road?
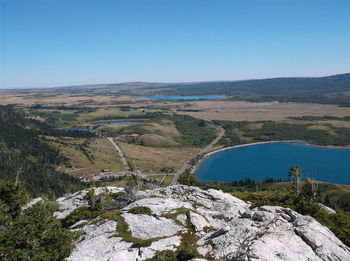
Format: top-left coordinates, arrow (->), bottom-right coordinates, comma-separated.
170,124 -> 225,185
107,137 -> 130,170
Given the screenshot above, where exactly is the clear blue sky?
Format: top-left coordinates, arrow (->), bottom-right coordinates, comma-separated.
1,0 -> 350,88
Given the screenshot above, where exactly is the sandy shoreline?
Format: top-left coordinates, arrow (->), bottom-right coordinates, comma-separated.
191,140 -> 350,173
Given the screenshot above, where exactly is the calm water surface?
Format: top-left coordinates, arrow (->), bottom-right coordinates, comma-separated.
196,142 -> 350,185
140,95 -> 224,100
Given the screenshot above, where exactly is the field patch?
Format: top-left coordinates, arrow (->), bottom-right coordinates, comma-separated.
44,137 -> 124,176
119,142 -> 199,173
178,100 -> 350,122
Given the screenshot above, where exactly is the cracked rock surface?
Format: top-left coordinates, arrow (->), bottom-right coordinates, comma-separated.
52,185 -> 350,261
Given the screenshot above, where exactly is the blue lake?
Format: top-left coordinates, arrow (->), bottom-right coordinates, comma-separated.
140,95 -> 224,100
196,142 -> 350,185
95,121 -> 140,125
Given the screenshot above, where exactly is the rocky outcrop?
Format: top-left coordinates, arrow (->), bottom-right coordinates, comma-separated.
122,213 -> 183,239
22,197 -> 44,210
54,186 -> 124,219
319,203 -> 336,214
53,185 -> 350,261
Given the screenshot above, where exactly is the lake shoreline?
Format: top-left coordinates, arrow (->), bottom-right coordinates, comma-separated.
192,140 -> 350,174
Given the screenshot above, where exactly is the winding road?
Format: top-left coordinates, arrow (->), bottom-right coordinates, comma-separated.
170,124 -> 225,185
107,123 -> 225,185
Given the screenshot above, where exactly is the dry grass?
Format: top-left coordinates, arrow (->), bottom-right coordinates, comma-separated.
119,142 -> 199,173
306,125 -> 339,136
246,123 -> 264,129
0,91 -> 145,106
45,137 -> 124,177
321,120 -> 350,128
76,107 -> 145,122
3,88 -> 350,124
144,121 -> 182,137
178,100 -> 350,122
145,175 -> 175,186
306,125 -> 332,131
287,119 -> 350,129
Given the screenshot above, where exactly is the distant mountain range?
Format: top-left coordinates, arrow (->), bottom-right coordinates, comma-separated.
2,73 -> 350,106
140,73 -> 350,106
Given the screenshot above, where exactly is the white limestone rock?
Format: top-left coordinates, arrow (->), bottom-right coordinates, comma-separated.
293,216 -> 350,261
247,223 -> 321,261
107,249 -> 139,261
138,236 -> 181,260
176,213 -> 187,225
22,197 -> 44,210
53,185 -> 350,261
54,187 -> 124,219
122,213 -> 183,239
68,220 -> 135,261
189,211 -> 209,231
54,189 -> 89,219
124,197 -> 193,215
70,219 -> 89,229
319,203 -> 336,214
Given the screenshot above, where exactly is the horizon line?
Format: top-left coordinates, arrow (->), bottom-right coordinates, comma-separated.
1,72 -> 349,90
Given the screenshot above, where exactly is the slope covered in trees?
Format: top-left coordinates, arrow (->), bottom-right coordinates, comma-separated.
0,105 -> 82,197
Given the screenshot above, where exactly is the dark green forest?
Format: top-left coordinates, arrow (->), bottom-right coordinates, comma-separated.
0,105 -> 82,197
216,120 -> 350,147
0,180 -> 74,260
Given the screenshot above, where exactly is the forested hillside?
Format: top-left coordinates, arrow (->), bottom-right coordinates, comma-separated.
143,73 -> 350,106
0,105 -> 82,197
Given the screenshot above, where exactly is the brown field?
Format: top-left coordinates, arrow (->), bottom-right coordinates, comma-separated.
2,88 -> 350,125
0,92 -> 146,106
145,175 -> 175,186
4,89 -> 350,178
5,89 -> 350,126
44,137 -> 125,177
177,100 -> 350,122
144,121 -> 182,137
118,142 -> 199,173
288,120 -> 350,129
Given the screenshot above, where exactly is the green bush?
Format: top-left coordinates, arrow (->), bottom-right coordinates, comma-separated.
147,250 -> 177,261
217,120 -> 350,147
128,206 -> 152,215
178,173 -> 196,186
146,239 -> 200,261
176,239 -> 200,261
61,207 -> 99,228
0,180 -> 74,260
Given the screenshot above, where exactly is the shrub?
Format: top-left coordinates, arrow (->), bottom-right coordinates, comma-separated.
176,239 -> 200,261
128,206 -> 152,215
147,250 -> 177,261
0,180 -> 75,260
61,207 -> 99,228
178,173 -> 196,186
